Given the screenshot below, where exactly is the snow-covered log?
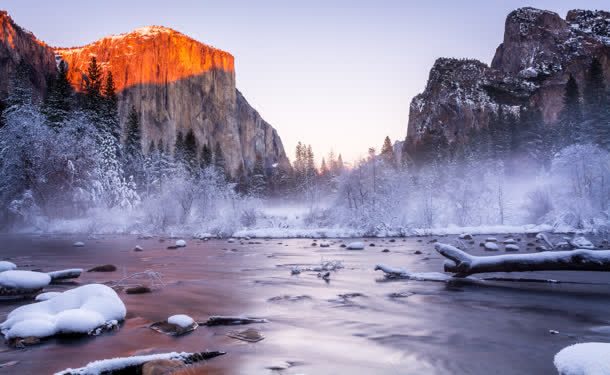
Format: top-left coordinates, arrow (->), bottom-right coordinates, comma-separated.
48,268 -> 83,282
435,243 -> 610,277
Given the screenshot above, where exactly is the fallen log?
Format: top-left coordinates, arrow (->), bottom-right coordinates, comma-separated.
435,243 -> 610,277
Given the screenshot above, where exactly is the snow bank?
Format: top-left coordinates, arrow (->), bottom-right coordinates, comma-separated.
0,270 -> 51,289
0,261 -> 17,272
167,314 -> 194,328
554,342 -> 610,375
1,284 -> 126,339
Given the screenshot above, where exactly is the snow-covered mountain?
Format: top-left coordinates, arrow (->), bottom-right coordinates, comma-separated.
0,12 -> 290,175
404,8 -> 610,162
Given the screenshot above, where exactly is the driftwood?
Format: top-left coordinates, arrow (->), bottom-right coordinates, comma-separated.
435,243 -> 610,277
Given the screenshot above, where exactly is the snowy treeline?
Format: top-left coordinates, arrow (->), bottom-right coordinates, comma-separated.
0,58 -> 257,235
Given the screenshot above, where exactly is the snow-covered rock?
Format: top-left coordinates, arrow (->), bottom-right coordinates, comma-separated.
0,261 -> 17,272
486,237 -> 498,242
54,351 -> 225,375
48,268 -> 83,282
569,236 -> 595,250
459,233 -> 473,240
1,284 -> 126,339
346,241 -> 365,250
319,241 -> 330,247
0,270 -> 51,290
554,342 -> 610,375
175,239 -> 186,248
167,314 -> 194,328
134,245 -> 144,251
505,244 -> 520,251
484,242 -> 499,251
73,241 -> 85,247
503,238 -> 517,244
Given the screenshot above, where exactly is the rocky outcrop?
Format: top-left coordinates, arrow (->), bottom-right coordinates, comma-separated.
0,12 -> 289,175
0,11 -> 55,99
55,26 -> 289,174
405,7 -> 610,160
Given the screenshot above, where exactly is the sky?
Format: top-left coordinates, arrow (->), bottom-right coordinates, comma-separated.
2,0 -> 608,164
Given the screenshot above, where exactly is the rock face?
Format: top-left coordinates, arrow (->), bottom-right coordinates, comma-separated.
0,13 -> 289,175
0,11 -> 55,99
404,8 -> 610,160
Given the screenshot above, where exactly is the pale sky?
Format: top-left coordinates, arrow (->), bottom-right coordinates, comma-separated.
3,0 -> 608,163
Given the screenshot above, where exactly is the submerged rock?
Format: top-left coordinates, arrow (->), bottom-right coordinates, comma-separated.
87,264 -> 117,272
227,328 -> 264,343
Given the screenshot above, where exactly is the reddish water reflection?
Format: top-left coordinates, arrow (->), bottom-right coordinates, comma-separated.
0,234 -> 609,374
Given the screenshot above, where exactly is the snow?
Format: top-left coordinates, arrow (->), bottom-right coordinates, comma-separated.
0,270 -> 51,289
54,352 -> 195,375
167,314 -> 194,328
1,284 -> 126,339
175,239 -> 186,247
0,261 -> 17,272
554,343 -> 610,375
505,244 -> 520,251
346,241 -> 365,250
35,292 -> 61,302
73,241 -> 85,247
484,242 -> 499,251
374,264 -> 453,282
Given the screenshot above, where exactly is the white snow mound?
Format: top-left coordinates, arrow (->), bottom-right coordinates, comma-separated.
554,342 -> 610,375
0,270 -> 51,289
54,351 -> 194,375
0,261 -> 17,272
1,284 -> 126,339
347,242 -> 365,250
167,314 -> 194,328
175,239 -> 186,247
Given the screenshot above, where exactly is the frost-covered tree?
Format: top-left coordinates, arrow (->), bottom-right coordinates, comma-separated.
380,136 -> 396,167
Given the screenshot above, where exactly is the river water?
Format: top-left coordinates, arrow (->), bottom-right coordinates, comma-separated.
0,233 -> 609,374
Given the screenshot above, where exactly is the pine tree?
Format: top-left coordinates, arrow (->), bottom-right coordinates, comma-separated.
43,60 -> 73,127
557,75 -> 582,148
380,136 -> 396,167
174,132 -> 186,163
123,105 -> 144,187
84,57 -> 103,114
249,155 -> 267,196
6,60 -> 34,110
183,129 -> 198,173
582,58 -> 609,149
200,143 -> 213,167
213,141 -> 226,173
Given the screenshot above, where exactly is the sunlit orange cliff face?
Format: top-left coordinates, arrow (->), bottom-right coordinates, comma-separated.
54,26 -> 235,93
51,25 -> 288,174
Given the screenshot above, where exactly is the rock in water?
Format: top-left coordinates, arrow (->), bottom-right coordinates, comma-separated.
227,328 -> 264,343
73,241 -> 85,247
142,359 -> 183,375
484,242 -> 499,251
125,285 -> 152,294
134,245 -> 144,252
175,239 -> 187,248
87,264 -> 117,272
